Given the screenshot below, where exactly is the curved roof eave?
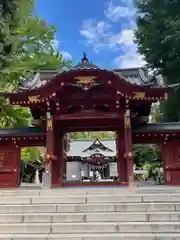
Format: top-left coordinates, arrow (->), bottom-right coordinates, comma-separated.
1,68 -> 170,97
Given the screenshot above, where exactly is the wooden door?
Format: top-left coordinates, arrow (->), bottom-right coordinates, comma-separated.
0,146 -> 20,188
163,141 -> 180,185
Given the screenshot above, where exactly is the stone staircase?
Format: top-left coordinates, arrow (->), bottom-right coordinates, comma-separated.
0,187 -> 180,239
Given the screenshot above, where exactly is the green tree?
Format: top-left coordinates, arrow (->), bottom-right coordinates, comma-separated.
150,103 -> 162,123
2,17 -> 70,90
0,2 -> 71,128
135,0 -> 180,121
0,0 -> 34,69
70,131 -> 115,140
21,147 -> 45,163
133,144 -> 162,168
0,1 -> 71,162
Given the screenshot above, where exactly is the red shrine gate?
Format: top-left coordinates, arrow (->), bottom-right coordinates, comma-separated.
0,54 -> 180,188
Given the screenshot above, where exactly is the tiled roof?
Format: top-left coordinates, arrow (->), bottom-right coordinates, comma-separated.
1,123 -> 180,156
67,139 -> 116,157
20,67 -> 165,90
133,122 -> 180,132
0,127 -> 44,137
19,53 -> 168,90
1,123 -> 180,137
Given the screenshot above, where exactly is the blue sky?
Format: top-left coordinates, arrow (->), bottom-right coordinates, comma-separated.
35,0 -> 145,69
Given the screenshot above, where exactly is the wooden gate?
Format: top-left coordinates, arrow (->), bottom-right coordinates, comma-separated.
0,146 -> 20,188
162,141 -> 180,185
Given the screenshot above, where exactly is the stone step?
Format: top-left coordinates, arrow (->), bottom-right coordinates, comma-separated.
57,203 -> 178,212
85,194 -> 180,203
2,186 -> 180,196
0,222 -> 180,234
0,212 -> 180,223
84,212 -> 180,222
0,202 -> 179,213
0,204 -> 57,213
1,194 -> 180,205
1,233 -> 180,240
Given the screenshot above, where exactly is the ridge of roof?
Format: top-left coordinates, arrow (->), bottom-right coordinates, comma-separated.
82,138 -> 114,152
70,138 -> 115,142
10,61 -> 174,92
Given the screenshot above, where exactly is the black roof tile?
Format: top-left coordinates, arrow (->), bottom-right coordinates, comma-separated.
0,123 -> 180,138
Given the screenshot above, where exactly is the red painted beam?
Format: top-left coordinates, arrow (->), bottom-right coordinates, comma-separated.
54,112 -> 120,121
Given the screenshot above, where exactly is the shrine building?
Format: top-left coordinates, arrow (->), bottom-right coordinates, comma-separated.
0,53 -> 180,188
66,138 -> 117,181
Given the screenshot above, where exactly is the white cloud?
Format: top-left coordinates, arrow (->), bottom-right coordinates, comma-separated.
104,0 -> 136,25
79,0 -> 145,68
61,51 -> 72,60
80,20 -> 111,52
116,29 -> 135,46
112,29 -> 146,68
109,29 -> 135,49
115,45 -> 146,68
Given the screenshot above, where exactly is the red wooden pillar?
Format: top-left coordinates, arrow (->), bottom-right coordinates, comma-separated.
52,129 -> 64,187
45,112 -> 53,188
116,100 -> 133,185
55,132 -> 65,187
63,135 -> 67,181
45,113 -> 65,188
116,130 -> 127,184
124,105 -> 134,185
45,112 -> 58,187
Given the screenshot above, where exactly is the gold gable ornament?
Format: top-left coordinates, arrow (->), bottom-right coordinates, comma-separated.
74,76 -> 97,84
133,92 -> 145,100
28,95 -> 40,103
